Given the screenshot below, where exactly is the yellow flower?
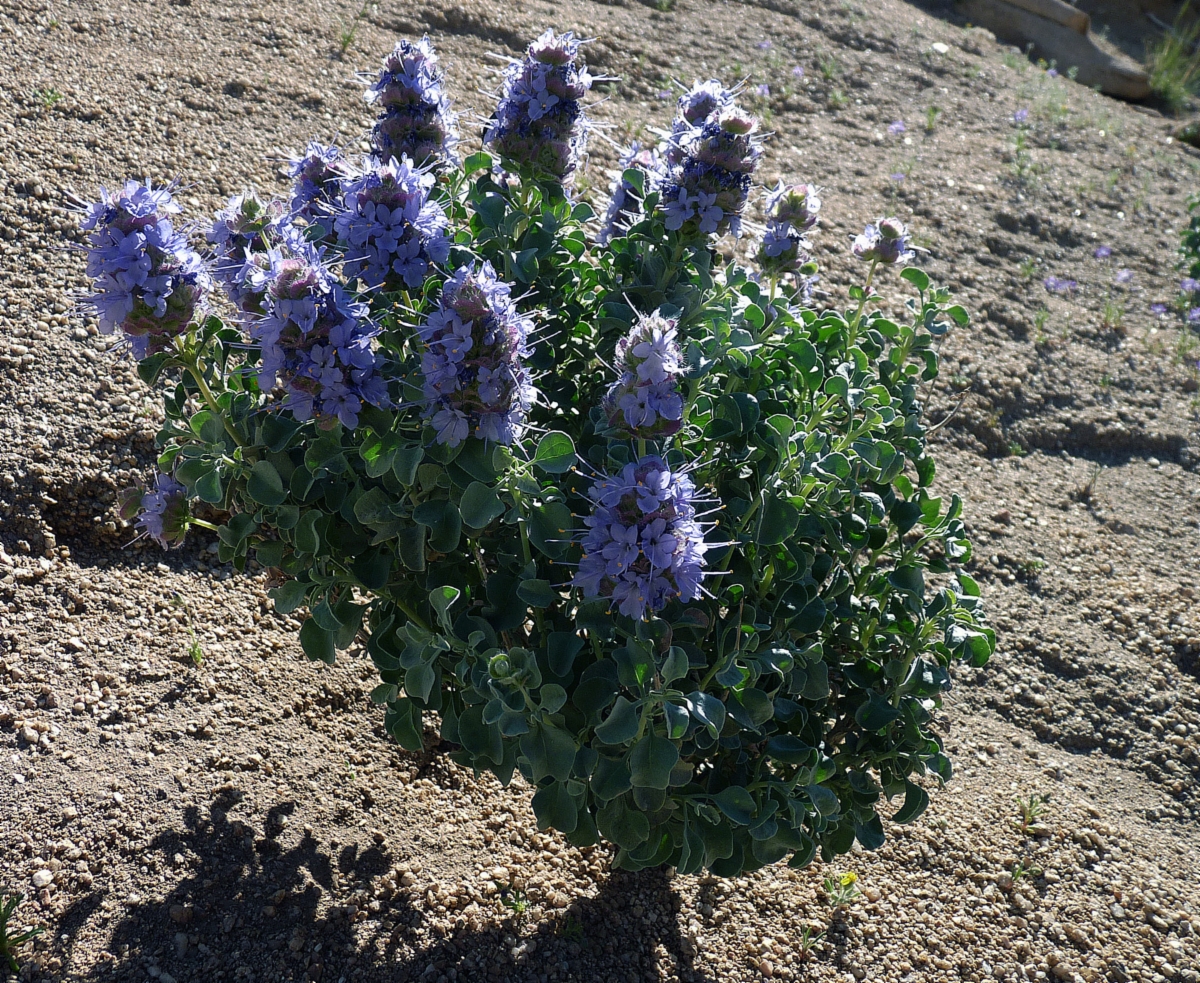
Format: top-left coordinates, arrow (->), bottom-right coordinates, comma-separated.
840,872 -> 858,887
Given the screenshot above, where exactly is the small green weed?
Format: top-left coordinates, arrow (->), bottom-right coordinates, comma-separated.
798,924 -> 825,954
560,916 -> 584,942
500,885 -> 530,922
1011,859 -> 1043,883
1148,1 -> 1200,115
336,1 -> 374,57
655,0 -> 677,11
1012,792 -> 1051,834
818,52 -> 840,80
1033,307 -> 1051,346
1003,51 -> 1028,73
1007,440 -> 1026,457
822,871 -> 861,908
925,105 -> 942,132
0,892 -> 43,974
1018,257 -> 1038,280
35,88 -> 62,110
828,89 -> 848,110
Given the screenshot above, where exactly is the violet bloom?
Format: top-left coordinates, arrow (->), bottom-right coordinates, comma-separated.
286,141 -> 347,236
602,311 -> 684,438
1013,108 -> 1030,124
1093,245 -> 1112,259
791,66 -> 805,79
1190,307 -> 1200,324
333,155 -> 450,291
888,120 -> 906,135
1043,276 -> 1077,295
365,36 -> 459,169
78,179 -> 209,358
1183,277 -> 1200,295
660,103 -> 762,237
418,262 -> 536,447
573,455 -> 710,621
597,142 -> 667,245
120,473 -> 191,548
755,84 -> 770,98
207,190 -> 287,316
852,217 -> 914,266
757,181 -> 821,277
1114,269 -> 1134,285
1150,303 -> 1168,316
251,230 -> 386,429
484,30 -> 593,183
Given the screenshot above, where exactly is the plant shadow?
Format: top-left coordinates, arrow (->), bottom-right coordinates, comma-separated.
52,792 -> 715,982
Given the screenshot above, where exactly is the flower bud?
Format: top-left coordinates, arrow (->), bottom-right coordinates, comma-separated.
365,37 -> 459,168
602,312 -> 684,439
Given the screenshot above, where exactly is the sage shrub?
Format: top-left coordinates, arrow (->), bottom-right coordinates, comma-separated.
76,32 -> 994,875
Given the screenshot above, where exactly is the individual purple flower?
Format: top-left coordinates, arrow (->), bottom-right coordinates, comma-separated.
333,155 -> 450,291
1093,245 -> 1112,259
1013,108 -> 1030,124
1046,68 -> 1059,78
597,142 -> 667,245
286,141 -> 347,235
888,120 -> 906,135
1043,276 -> 1078,295
418,262 -> 536,446
119,473 -> 191,548
660,104 -> 762,237
602,311 -> 684,438
78,179 -> 209,358
757,181 -> 821,277
1182,277 -> 1200,295
754,84 -> 770,98
207,190 -> 287,315
1150,303 -> 1168,316
484,30 -> 592,183
852,217 -> 914,266
1190,307 -> 1200,324
364,36 -> 459,169
573,455 -> 709,620
756,40 -> 772,50
656,89 -> 673,100
250,233 -> 386,429
890,173 -> 906,182
1114,269 -> 1134,285
791,65 -> 805,79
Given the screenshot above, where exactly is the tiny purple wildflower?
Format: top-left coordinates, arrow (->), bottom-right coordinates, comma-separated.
757,181 -> 820,277
602,311 -> 684,438
1093,245 -> 1112,259
573,455 -> 710,620
1182,277 -> 1200,295
1114,268 -> 1134,285
286,141 -> 347,235
1190,307 -> 1200,324
1043,276 -> 1077,295
656,89 -> 673,100
1013,108 -> 1030,124
890,172 -> 906,182
754,83 -> 770,98
1150,303 -> 1168,315
1046,68 -> 1059,77
418,262 -> 536,447
79,179 -> 209,358
888,120 -> 906,135
756,40 -> 772,50
791,65 -> 805,79
208,190 -> 287,317
484,30 -> 593,183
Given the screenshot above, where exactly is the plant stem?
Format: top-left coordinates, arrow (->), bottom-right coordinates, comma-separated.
183,360 -> 245,448
847,259 -> 879,348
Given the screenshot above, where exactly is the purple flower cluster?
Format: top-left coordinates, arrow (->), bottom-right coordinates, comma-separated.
287,141 -> 347,233
573,455 -> 708,620
484,30 -> 592,182
602,312 -> 685,439
852,217 -> 915,266
207,190 -> 287,315
597,142 -> 667,245
1043,276 -> 1078,295
660,85 -> 762,237
418,263 -> 536,446
333,156 -> 450,291
249,234 -> 386,428
365,36 -> 458,169
757,181 -> 821,277
1183,277 -> 1200,296
79,180 -> 209,358
119,473 -> 190,548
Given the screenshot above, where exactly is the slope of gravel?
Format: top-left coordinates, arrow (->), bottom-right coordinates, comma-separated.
2,0 -> 1200,981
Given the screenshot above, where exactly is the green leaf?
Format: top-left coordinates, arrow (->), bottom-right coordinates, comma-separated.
137,352 -> 172,386
597,797 -> 650,852
754,493 -> 800,546
628,734 -> 678,790
293,511 -> 322,554
660,646 -> 689,685
520,721 -> 577,783
397,524 -> 427,572
766,734 -> 813,764
269,580 -> 307,614
547,632 -> 585,676
713,785 -> 755,825
369,683 -> 397,705
854,692 -> 902,731
806,783 -> 840,817
517,578 -> 558,608
428,586 -> 460,628
533,431 -> 576,473
305,433 -> 347,474
594,697 -> 640,745
393,445 -> 424,486
354,487 -> 396,528
893,781 -> 929,824
195,468 -> 223,505
531,780 -> 578,833
528,501 -> 572,558
246,459 -> 287,506
591,755 -> 632,801
405,662 -> 436,703
900,267 -> 930,292
539,683 -> 568,714
413,499 -> 461,553
459,481 -> 504,529
385,697 -> 424,751
299,619 -> 336,665
855,814 -> 886,850
463,150 -> 493,175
